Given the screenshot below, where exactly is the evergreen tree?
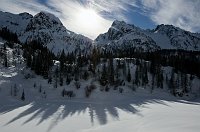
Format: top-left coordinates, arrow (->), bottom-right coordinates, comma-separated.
10,86 -> 13,96
66,74 -> 71,85
13,84 -> 18,96
59,73 -> 63,86
54,66 -> 59,88
100,64 -> 108,86
127,66 -> 131,82
135,65 -> 140,86
59,49 -> 66,71
3,44 -> 8,67
142,62 -> 149,87
108,58 -> 114,84
122,61 -> 127,77
39,85 -> 42,93
21,89 -> 25,101
62,88 -> 65,97
83,71 -> 89,80
91,47 -> 100,71
33,82 -> 37,88
151,74 -> 155,93
170,69 -> 176,96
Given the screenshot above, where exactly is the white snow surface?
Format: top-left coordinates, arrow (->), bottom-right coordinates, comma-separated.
0,69 -> 200,132
0,50 -> 200,132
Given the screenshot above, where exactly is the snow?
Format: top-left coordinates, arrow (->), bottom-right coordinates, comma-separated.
1,35 -> 200,132
0,11 -> 93,54
144,31 -> 174,49
95,21 -> 200,51
0,89 -> 200,132
0,50 -> 200,132
0,11 -> 32,35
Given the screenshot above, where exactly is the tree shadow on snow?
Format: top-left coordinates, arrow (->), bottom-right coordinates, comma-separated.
1,95 -> 200,132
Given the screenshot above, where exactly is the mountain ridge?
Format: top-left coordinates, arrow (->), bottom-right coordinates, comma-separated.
0,11 -> 92,54
1,11 -> 200,53
95,20 -> 200,51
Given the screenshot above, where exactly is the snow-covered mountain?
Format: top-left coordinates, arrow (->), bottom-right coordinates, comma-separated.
151,24 -> 200,50
1,11 -> 200,53
95,20 -> 200,51
95,20 -> 160,52
0,11 -> 92,54
0,11 -> 32,36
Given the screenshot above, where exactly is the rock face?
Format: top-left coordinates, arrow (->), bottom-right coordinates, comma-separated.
0,11 -> 92,54
95,20 -> 200,51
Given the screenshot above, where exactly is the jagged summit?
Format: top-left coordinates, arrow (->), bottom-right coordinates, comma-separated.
0,11 -> 92,54
95,20 -> 200,51
34,11 -> 62,26
95,20 -> 159,52
18,12 -> 33,19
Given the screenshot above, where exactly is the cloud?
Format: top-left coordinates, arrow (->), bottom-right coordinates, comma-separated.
0,0 -> 138,39
141,0 -> 200,32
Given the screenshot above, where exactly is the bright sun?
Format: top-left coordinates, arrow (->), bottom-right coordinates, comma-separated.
75,9 -> 101,32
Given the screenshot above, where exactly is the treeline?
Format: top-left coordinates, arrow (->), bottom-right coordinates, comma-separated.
22,40 -> 55,78
0,27 -> 19,43
101,48 -> 200,77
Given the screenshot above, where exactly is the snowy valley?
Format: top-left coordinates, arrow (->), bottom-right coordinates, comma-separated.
0,11 -> 200,132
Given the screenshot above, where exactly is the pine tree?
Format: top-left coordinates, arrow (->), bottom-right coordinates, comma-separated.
151,74 -> 155,93
91,47 -> 100,71
100,64 -> 108,86
48,75 -> 52,84
142,62 -> 149,87
59,49 -> 66,72
62,88 -> 65,97
33,82 -> 37,88
122,61 -> 127,77
170,69 -> 176,96
83,71 -> 89,80
3,44 -> 8,67
66,74 -> 71,85
108,58 -> 114,84
39,85 -> 42,93
21,89 -> 25,101
54,66 -> 59,88
182,73 -> 189,93
13,84 -> 18,96
127,66 -> 131,82
59,73 -> 63,86
10,86 -> 13,96
42,91 -> 46,98
135,65 -> 140,86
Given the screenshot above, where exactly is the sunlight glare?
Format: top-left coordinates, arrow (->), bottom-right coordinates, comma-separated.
75,8 -> 101,33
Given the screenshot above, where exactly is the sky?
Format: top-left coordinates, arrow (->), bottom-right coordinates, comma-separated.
0,0 -> 200,39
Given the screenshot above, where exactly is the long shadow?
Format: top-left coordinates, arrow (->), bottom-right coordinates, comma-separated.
1,95 -> 200,132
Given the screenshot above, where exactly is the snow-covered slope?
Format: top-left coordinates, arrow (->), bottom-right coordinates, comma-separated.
1,35 -> 200,132
0,11 -> 32,36
0,11 -> 92,54
152,24 -> 200,50
95,20 -> 160,52
0,59 -> 200,132
95,21 -> 200,51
